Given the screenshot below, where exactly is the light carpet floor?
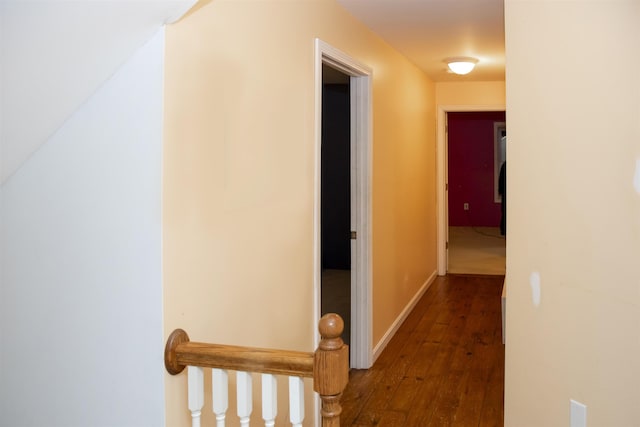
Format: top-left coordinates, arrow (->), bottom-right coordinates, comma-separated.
321,269 -> 351,348
448,226 -> 506,275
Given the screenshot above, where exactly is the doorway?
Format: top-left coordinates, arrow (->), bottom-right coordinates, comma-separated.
314,39 -> 372,369
320,65 -> 352,349
437,106 -> 506,276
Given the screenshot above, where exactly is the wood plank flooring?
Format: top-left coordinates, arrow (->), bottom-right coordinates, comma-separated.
341,274 -> 505,426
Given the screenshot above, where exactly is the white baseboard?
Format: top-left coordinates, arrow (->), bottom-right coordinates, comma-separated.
372,270 -> 438,363
501,276 -> 507,345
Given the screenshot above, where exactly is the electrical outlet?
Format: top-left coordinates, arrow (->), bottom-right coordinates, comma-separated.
463,203 -> 469,211
570,400 -> 587,427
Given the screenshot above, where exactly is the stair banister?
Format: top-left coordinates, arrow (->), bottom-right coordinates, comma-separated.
165,313 -> 349,426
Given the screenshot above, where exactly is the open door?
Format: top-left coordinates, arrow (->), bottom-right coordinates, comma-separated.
437,106 -> 507,276
314,39 -> 372,370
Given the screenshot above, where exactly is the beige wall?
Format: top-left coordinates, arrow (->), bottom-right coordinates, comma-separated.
504,1 -> 640,426
436,81 -> 505,106
163,0 -> 436,424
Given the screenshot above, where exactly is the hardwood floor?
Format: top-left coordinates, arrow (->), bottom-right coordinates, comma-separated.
341,274 -> 505,426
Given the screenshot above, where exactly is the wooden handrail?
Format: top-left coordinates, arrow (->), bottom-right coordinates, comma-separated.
164,313 -> 349,426
165,332 -> 314,377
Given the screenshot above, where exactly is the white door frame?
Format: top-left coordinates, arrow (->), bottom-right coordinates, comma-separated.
436,104 -> 506,275
314,39 -> 373,369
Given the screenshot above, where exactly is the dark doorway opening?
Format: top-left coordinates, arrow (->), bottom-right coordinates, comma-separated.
321,64 -> 351,349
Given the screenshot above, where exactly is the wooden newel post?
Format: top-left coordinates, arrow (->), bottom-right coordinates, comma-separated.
313,313 -> 349,427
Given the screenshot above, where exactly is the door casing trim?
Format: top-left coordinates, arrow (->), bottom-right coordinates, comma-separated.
314,39 -> 373,370
437,105 -> 506,275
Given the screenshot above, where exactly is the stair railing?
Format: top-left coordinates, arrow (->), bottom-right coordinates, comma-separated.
165,313 -> 349,426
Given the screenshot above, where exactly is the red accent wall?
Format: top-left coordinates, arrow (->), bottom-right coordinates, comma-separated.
448,111 -> 506,226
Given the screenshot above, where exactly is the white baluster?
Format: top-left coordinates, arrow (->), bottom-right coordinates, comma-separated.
237,371 -> 252,427
262,373 -> 278,426
188,366 -> 204,427
212,368 -> 229,427
288,376 -> 305,427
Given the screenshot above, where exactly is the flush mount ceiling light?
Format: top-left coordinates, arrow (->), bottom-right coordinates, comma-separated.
445,57 -> 478,75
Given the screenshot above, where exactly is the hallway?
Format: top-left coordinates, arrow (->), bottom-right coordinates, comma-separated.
341,274 -> 504,426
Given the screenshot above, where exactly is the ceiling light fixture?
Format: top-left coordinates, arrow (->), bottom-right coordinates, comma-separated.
445,57 -> 478,75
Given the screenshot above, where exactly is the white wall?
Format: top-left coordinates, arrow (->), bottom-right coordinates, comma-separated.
504,1 -> 640,425
0,30 -> 165,426
0,0 -> 195,183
